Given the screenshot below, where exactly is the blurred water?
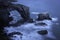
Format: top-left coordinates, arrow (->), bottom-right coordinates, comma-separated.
4,11 -> 59,40
17,0 -> 60,40
1,0 -> 60,40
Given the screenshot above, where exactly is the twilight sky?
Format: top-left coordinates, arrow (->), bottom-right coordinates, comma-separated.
17,0 -> 60,17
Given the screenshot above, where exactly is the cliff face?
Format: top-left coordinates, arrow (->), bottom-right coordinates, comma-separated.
0,1 -> 31,40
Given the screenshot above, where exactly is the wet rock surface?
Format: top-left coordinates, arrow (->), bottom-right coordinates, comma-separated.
37,13 -> 52,21
37,30 -> 48,35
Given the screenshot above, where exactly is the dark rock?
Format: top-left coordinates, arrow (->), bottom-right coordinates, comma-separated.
37,13 -> 52,21
37,30 -> 48,35
8,32 -> 23,37
26,18 -> 34,23
0,13 -> 13,27
35,22 -> 47,26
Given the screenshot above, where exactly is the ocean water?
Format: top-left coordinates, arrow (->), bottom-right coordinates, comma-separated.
18,0 -> 60,40
3,11 -> 59,40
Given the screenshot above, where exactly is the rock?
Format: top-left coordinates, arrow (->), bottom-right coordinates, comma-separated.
35,22 -> 47,26
8,32 -> 23,37
37,13 -> 52,21
37,30 -> 48,35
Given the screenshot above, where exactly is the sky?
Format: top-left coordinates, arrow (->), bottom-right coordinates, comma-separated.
17,0 -> 60,17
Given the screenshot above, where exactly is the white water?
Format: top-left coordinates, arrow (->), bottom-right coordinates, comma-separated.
4,11 -> 58,40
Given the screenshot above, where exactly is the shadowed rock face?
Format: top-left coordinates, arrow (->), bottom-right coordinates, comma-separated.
0,12 -> 13,27
0,0 -> 31,27
0,1 -> 31,40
